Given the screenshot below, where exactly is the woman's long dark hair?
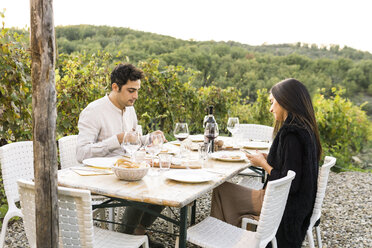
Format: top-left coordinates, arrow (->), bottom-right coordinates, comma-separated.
271,78 -> 322,161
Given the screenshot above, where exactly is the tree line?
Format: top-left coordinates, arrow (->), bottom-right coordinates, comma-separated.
9,24 -> 372,116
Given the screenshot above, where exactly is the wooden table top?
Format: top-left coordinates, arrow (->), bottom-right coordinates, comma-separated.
58,156 -> 249,208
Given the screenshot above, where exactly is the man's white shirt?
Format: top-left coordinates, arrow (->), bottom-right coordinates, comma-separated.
76,95 -> 138,162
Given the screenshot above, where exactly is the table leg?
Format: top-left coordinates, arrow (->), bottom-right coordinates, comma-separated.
179,206 -> 188,248
191,200 -> 196,225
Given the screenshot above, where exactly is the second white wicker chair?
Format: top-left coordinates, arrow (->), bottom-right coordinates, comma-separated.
0,141 -> 34,248
235,124 -> 274,188
186,170 -> 296,248
234,124 -> 274,142
17,179 -> 149,248
306,156 -> 336,248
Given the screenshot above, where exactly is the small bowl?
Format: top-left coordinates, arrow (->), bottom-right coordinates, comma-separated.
112,164 -> 149,181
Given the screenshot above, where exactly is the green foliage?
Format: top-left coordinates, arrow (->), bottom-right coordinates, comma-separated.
10,25 -> 372,109
135,59 -> 240,135
229,89 -> 274,127
55,52 -> 111,138
314,88 -> 372,170
0,23 -> 32,142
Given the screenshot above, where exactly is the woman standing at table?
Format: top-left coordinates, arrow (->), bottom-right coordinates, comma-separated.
210,78 -> 322,247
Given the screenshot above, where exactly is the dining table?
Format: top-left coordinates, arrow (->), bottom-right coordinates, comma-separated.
57,136 -> 268,247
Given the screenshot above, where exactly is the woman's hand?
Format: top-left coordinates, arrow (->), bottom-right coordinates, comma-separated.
245,150 -> 273,175
245,150 -> 266,167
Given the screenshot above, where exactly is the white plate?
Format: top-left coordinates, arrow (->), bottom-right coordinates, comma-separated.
160,143 -> 179,154
83,157 -> 118,168
209,151 -> 246,162
169,140 -> 181,146
242,141 -> 271,149
189,134 -> 204,142
164,170 -> 215,183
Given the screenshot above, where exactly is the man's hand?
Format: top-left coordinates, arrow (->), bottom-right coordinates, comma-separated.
117,132 -> 125,144
151,130 -> 167,142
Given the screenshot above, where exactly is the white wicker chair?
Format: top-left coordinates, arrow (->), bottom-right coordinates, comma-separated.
0,141 -> 34,248
17,179 -> 149,248
186,170 -> 296,248
307,156 -> 336,248
235,124 -> 273,187
58,135 -> 82,169
234,124 -> 274,143
58,135 -> 114,231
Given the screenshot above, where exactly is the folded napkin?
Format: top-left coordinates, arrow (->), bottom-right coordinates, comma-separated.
70,167 -> 113,176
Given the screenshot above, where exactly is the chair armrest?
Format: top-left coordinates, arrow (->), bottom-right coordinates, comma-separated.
241,217 -> 258,229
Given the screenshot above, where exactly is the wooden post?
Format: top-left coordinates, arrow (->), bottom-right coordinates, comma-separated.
30,0 -> 59,247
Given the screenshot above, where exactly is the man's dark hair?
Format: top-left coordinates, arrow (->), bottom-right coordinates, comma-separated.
110,63 -> 144,91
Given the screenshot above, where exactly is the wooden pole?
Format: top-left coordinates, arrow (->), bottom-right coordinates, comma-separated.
30,0 -> 59,247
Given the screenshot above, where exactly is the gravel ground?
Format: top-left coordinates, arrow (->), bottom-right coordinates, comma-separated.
3,171 -> 372,247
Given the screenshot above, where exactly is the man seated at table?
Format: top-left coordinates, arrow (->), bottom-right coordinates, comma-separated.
76,63 -> 165,248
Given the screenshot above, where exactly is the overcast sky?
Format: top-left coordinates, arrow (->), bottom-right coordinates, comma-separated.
2,0 -> 372,53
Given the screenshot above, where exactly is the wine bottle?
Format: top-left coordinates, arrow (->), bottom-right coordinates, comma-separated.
204,105 -> 218,152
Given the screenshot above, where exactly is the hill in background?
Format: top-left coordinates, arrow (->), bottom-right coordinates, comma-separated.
10,25 -> 372,115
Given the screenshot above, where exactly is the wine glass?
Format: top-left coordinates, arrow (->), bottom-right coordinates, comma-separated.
227,117 -> 239,136
204,122 -> 219,153
227,117 -> 239,147
121,130 -> 141,160
144,133 -> 164,176
174,123 -> 189,142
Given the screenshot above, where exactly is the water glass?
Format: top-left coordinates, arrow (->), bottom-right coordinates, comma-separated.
180,138 -> 192,158
134,150 -> 146,163
136,125 -> 143,136
159,153 -> 172,171
144,133 -> 163,176
198,143 -> 208,167
122,130 -> 141,159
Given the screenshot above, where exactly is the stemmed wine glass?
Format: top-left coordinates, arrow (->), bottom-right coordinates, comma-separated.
227,117 -> 239,136
227,117 -> 239,147
204,122 -> 219,153
121,130 -> 142,160
144,133 -> 164,176
174,123 -> 189,142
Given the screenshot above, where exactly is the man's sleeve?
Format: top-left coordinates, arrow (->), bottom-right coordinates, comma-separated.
76,108 -> 121,163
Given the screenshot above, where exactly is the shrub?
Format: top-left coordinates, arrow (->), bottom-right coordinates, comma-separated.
314,88 -> 372,170
55,52 -> 111,138
229,88 -> 274,127
136,59 -> 240,135
0,21 -> 32,143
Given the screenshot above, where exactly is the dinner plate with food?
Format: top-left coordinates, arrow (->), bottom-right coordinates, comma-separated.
159,143 -> 179,154
168,140 -> 181,146
209,151 -> 246,162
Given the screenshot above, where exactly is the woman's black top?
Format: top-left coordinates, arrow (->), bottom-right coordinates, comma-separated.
266,116 -> 319,248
